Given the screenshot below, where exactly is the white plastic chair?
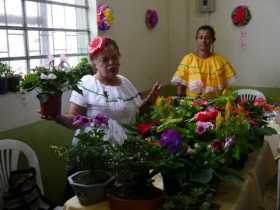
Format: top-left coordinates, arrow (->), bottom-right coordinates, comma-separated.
235,89 -> 266,101
0,139 -> 44,208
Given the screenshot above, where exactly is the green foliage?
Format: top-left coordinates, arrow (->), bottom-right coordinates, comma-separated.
21,65 -> 81,96
72,57 -> 93,78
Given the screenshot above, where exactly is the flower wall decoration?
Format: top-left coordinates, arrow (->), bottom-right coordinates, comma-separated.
231,5 -> 252,27
97,4 -> 113,31
145,9 -> 159,29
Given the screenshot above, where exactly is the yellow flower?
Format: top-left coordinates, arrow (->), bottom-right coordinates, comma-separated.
225,101 -> 232,122
155,96 -> 164,107
215,112 -> 224,128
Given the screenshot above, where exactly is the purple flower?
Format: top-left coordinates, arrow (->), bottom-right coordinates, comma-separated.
92,114 -> 109,126
73,115 -> 91,127
224,137 -> 235,150
195,121 -> 214,135
210,139 -> 224,153
160,129 -> 181,154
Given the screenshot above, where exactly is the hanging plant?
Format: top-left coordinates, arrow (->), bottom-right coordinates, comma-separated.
97,4 -> 113,31
145,9 -> 159,30
231,5 -> 252,27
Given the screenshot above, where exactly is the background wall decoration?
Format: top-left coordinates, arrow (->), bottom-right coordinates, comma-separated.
231,5 -> 252,27
145,9 -> 159,29
97,4 -> 114,31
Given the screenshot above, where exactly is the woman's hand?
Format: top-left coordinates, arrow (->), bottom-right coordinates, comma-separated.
146,81 -> 161,105
139,81 -> 161,114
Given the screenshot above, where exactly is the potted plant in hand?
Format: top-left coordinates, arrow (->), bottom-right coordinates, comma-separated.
21,55 -> 81,119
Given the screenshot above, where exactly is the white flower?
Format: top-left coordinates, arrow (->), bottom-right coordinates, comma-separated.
47,73 -> 57,80
40,73 -> 57,80
40,73 -> 49,80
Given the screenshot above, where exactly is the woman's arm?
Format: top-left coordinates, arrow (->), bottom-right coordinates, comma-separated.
139,81 -> 161,114
55,103 -> 87,129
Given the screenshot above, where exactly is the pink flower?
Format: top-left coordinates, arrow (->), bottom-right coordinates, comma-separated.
195,121 -> 214,135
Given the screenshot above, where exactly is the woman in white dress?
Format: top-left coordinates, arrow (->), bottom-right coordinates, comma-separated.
57,36 -> 160,129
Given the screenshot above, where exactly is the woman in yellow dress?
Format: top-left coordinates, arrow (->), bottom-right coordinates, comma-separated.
171,25 -> 236,98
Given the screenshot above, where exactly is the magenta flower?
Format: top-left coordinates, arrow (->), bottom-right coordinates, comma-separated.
195,121 -> 214,135
210,139 -> 224,153
73,115 -> 91,127
160,129 -> 181,154
224,137 -> 235,150
92,114 -> 109,126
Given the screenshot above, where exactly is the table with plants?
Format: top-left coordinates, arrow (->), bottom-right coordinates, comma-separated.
59,92 -> 279,210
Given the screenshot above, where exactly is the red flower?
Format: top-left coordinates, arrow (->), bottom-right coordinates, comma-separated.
88,36 -> 105,60
137,122 -> 159,137
253,98 -> 266,107
194,109 -> 218,122
233,7 -> 246,24
192,100 -> 208,107
210,139 -> 224,153
231,5 -> 251,27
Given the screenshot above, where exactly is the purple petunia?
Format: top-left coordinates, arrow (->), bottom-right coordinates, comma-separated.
92,114 -> 109,126
160,129 -> 181,154
195,121 -> 214,135
224,137 -> 235,150
73,115 -> 91,127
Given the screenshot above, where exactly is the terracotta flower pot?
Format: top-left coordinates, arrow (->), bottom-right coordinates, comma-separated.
108,188 -> 164,210
37,93 -> 62,119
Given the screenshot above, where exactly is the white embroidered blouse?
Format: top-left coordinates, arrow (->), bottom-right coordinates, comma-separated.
70,74 -> 143,125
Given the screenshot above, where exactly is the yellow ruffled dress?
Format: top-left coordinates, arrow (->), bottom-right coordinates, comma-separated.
171,53 -> 236,98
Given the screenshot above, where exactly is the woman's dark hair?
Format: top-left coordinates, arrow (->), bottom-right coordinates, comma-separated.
104,38 -> 121,56
195,25 -> 216,42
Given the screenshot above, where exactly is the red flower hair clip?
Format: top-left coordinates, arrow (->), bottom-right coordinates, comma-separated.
88,36 -> 105,60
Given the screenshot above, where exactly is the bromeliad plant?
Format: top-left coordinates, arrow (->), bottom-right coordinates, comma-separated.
136,93 -> 276,210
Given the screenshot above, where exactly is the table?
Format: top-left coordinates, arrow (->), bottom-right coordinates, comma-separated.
64,135 -> 280,210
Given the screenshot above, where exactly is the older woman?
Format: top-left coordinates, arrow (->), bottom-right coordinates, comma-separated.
57,36 -> 160,129
171,25 -> 236,98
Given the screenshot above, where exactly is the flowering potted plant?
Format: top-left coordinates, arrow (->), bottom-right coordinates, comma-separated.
53,113 -> 179,209
21,55 -> 81,118
136,93 -> 276,210
52,114 -> 117,205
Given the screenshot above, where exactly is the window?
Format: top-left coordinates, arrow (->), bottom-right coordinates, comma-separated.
0,0 -> 90,74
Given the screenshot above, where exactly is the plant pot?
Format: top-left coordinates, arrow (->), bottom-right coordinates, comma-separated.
68,170 -> 113,206
108,188 -> 164,210
37,93 -> 62,119
7,75 -> 20,92
0,77 -> 8,94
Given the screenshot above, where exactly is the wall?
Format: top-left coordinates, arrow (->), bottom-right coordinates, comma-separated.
96,0 -> 171,90
188,0 -> 280,88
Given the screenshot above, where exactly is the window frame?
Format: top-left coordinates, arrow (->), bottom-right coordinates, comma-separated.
0,0 -> 90,73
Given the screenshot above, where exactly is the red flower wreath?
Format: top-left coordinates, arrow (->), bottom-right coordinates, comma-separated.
231,5 -> 251,27
88,36 -> 105,60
